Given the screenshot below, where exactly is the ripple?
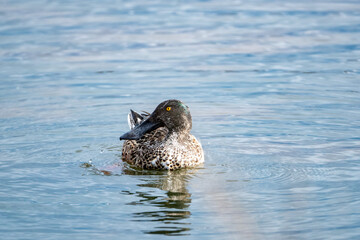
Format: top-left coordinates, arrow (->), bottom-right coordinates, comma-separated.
243,163 -> 331,185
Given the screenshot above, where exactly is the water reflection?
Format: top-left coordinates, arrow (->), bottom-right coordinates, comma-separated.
81,161 -> 194,235
122,168 -> 195,236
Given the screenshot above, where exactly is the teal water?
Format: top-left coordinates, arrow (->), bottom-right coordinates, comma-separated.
1,0 -> 360,239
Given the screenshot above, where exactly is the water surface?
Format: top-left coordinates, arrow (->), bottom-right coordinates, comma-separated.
1,0 -> 360,239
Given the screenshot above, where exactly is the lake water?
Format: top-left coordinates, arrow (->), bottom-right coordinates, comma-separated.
1,0 -> 360,239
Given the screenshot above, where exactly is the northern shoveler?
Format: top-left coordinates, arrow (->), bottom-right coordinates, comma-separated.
120,99 -> 204,170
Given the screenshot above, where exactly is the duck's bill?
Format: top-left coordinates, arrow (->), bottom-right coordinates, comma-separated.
120,119 -> 163,140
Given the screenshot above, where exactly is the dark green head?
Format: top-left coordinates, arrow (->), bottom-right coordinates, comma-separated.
120,99 -> 192,140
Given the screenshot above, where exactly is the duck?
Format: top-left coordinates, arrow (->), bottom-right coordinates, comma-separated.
119,99 -> 204,170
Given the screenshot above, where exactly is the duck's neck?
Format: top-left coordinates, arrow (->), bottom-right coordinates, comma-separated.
167,129 -> 189,142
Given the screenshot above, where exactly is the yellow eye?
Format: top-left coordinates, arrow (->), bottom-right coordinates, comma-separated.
166,107 -> 171,111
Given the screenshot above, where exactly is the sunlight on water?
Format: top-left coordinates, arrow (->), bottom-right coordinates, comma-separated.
1,0 -> 360,239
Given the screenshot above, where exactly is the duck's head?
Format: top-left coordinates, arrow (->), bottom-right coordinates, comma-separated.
120,99 -> 192,140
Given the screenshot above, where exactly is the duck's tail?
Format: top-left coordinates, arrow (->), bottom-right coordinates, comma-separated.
127,110 -> 150,130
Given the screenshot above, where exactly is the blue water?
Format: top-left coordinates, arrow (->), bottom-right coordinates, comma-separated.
1,0 -> 360,239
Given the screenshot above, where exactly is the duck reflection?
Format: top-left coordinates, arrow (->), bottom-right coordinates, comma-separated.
122,167 -> 196,236
81,161 -> 196,235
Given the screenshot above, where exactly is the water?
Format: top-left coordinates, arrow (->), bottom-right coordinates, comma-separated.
1,0 -> 360,239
